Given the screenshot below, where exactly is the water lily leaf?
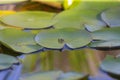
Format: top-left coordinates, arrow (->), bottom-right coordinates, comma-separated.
0,0 -> 26,4
101,7 -> 120,27
73,0 -> 120,12
0,11 -> 16,29
35,28 -> 92,49
100,55 -> 120,79
59,72 -> 88,80
0,11 -> 55,29
89,40 -> 120,50
53,9 -> 105,31
0,54 -> 18,70
92,27 -> 120,41
21,71 -> 63,80
0,28 -> 43,53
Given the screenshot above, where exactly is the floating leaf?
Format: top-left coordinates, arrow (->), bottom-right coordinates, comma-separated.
0,54 -> 18,70
89,27 -> 120,50
0,0 -> 26,4
100,55 -> 120,79
89,40 -> 120,50
0,11 -> 55,29
0,11 -> 16,29
101,7 -> 120,27
21,71 -> 63,80
35,28 -> 92,49
0,28 -> 43,53
53,9 -> 105,31
92,27 -> 120,41
73,0 -> 120,12
59,72 -> 88,80
21,71 -> 88,80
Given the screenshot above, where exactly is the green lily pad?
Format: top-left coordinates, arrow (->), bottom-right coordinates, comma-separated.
53,9 -> 105,31
0,54 -> 18,70
0,11 -> 55,29
21,71 -> 88,80
89,40 -> 120,50
0,0 -> 26,4
92,27 -> 120,41
59,72 -> 88,80
73,1 -> 120,12
21,71 -> 63,80
0,28 -> 43,53
35,28 -> 92,49
101,7 -> 120,27
100,55 -> 120,79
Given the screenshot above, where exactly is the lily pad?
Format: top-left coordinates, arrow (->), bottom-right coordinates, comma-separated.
73,1 -> 120,12
92,27 -> 120,41
53,9 -> 105,31
89,40 -> 120,50
21,71 -> 63,80
35,28 -> 92,49
0,0 -> 26,4
0,54 -> 18,70
0,11 -> 55,29
0,28 -> 43,53
59,72 -> 88,80
21,71 -> 88,80
100,55 -> 120,79
101,7 -> 120,27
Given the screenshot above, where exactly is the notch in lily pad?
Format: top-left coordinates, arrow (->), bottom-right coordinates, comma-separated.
35,28 -> 92,50
0,11 -> 56,30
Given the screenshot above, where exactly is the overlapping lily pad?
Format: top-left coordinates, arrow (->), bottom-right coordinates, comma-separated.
89,40 -> 120,50
73,1 -> 120,12
35,28 -> 92,49
90,27 -> 120,50
0,11 -> 55,29
53,9 -> 106,31
0,28 -> 43,53
101,7 -> 120,27
92,27 -> 120,41
0,54 -> 18,70
100,55 -> 120,79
